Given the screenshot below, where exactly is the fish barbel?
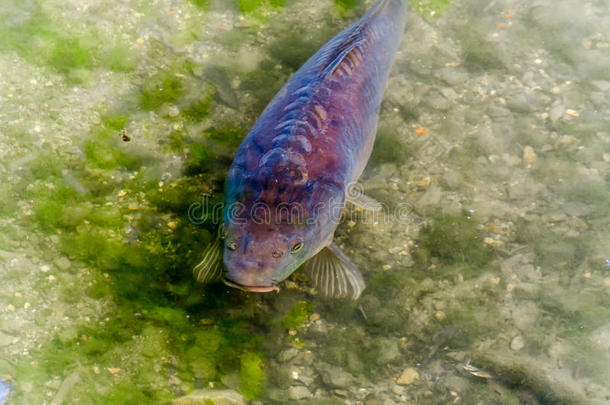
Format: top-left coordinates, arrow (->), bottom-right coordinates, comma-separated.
195,0 -> 406,299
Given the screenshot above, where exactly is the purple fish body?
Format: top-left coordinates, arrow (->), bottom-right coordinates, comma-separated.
195,0 -> 406,298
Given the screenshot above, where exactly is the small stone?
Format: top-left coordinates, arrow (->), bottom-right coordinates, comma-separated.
382,264 -> 392,271
397,368 -> 420,385
510,335 -> 525,351
117,190 -> 127,198
6,304 -> 15,312
434,311 -> 446,321
583,272 -> 591,279
167,221 -> 177,230
565,109 -> 579,117
40,264 -> 50,272
316,362 -> 354,388
522,146 -> 537,165
309,313 -> 320,322
54,257 -> 71,270
289,386 -> 312,400
604,277 -> 610,287
558,135 -> 577,145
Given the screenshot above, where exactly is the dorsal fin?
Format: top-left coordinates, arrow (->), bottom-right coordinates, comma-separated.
318,0 -> 391,79
319,37 -> 364,79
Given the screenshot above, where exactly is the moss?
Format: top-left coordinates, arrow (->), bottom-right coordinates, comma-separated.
140,72 -> 185,110
416,213 -> 493,268
281,301 -> 313,329
239,352 -> 265,399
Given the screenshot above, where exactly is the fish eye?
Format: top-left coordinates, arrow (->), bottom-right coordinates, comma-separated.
227,241 -> 238,251
290,242 -> 303,254
271,249 -> 283,258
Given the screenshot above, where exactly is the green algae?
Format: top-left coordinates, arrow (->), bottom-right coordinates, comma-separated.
237,0 -> 285,14
281,301 -> 313,329
0,2 -> 135,82
408,0 -> 450,18
189,0 -> 210,10
369,126 -> 413,165
333,0 -> 365,18
415,213 -> 493,269
140,72 -> 186,110
10,86 -> 268,402
239,352 -> 265,399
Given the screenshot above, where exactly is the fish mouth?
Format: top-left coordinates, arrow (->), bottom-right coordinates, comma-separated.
222,277 -> 280,293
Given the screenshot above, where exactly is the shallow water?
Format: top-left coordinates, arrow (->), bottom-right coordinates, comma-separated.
0,0 -> 609,404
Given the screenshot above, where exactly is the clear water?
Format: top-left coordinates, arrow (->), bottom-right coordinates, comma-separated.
1,0 -> 609,404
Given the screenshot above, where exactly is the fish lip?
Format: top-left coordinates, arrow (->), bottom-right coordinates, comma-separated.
222,277 -> 280,293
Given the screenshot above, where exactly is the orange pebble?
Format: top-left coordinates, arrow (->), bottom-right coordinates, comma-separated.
497,23 -> 506,29
415,127 -> 428,135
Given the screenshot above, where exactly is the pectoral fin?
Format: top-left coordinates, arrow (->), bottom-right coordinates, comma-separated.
304,243 -> 365,299
346,193 -> 382,212
193,232 -> 223,284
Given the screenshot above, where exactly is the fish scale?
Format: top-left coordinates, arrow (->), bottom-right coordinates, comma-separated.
195,0 -> 407,298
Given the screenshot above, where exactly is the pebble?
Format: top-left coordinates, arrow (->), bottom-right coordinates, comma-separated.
40,264 -> 50,272
316,362 -> 354,388
522,146 -> 537,165
289,386 -> 312,400
309,313 -> 320,322
510,335 -> 525,351
558,135 -> 577,145
397,368 -> 419,385
54,257 -> 71,271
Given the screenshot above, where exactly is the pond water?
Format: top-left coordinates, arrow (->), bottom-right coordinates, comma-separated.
1,0 -> 609,403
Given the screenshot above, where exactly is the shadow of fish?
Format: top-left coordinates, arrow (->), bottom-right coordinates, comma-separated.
194,0 -> 407,299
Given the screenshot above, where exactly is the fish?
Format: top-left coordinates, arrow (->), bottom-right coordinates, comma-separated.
0,379 -> 11,405
194,0 -> 406,299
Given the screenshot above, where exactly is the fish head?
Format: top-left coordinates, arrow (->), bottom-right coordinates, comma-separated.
221,220 -> 314,292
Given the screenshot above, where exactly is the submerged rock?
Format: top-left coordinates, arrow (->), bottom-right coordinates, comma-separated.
315,362 -> 355,388
396,367 -> 419,385
288,385 -> 312,400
